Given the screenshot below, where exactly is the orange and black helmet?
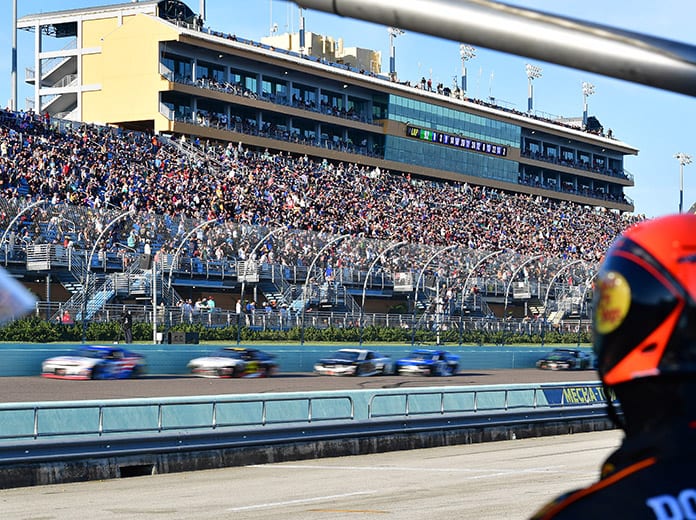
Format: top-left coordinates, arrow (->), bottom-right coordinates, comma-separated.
593,214 -> 696,386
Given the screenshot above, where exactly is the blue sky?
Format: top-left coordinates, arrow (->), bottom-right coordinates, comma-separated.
1,0 -> 694,218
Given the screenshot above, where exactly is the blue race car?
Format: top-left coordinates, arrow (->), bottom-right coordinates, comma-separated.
396,348 -> 460,376
41,345 -> 148,380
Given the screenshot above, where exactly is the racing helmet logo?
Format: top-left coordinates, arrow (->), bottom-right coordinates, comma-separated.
595,271 -> 631,335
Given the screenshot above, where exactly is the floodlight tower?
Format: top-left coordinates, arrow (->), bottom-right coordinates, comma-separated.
459,44 -> 476,96
388,27 -> 405,81
526,63 -> 542,112
11,0 -> 17,110
299,8 -> 306,54
674,152 -> 693,213
582,81 -> 595,128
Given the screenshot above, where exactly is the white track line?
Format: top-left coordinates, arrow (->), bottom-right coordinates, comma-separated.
226,491 -> 376,512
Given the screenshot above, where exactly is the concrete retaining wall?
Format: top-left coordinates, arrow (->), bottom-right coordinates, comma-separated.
0,415 -> 614,489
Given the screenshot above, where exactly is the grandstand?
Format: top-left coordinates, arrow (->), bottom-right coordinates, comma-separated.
0,107 -> 636,337
1,1 -> 645,337
17,0 -> 637,212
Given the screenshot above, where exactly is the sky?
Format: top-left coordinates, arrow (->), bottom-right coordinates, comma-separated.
1,0 -> 695,219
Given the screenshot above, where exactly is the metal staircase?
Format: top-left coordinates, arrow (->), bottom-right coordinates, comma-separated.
75,277 -> 115,321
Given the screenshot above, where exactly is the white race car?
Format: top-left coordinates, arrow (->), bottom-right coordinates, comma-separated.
314,348 -> 395,376
41,345 -> 147,380
187,347 -> 278,378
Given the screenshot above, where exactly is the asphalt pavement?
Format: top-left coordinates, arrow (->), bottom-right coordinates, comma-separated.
0,368 -> 600,402
0,429 -> 623,520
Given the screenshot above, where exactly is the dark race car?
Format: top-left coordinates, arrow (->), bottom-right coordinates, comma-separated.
314,348 -> 395,376
187,347 -> 278,378
535,348 -> 593,371
396,348 -> 460,376
41,345 -> 147,380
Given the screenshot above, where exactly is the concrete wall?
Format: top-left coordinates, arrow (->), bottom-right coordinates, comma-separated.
0,343 -> 591,376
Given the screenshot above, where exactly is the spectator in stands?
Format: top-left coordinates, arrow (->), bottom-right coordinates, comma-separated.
0,107 -> 643,294
57,310 -> 73,325
181,299 -> 193,323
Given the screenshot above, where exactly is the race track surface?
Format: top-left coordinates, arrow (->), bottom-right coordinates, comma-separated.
0,369 -> 599,402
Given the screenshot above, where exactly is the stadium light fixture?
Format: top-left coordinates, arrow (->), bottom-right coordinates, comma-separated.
360,241 -> 408,347
525,63 -> 542,113
0,199 -> 44,262
82,209 -> 135,344
237,226 -> 286,346
11,0 -> 17,111
502,254 -> 543,345
459,43 -> 476,96
541,260 -> 584,348
388,27 -> 405,81
410,243 -> 458,348
577,271 -> 598,347
582,81 -> 595,128
300,234 -> 350,346
293,0 -> 696,98
674,152 -> 693,213
459,249 -> 504,345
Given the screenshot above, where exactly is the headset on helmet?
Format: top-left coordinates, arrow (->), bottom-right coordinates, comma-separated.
593,213 -> 696,386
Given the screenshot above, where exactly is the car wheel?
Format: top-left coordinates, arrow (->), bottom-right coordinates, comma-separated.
131,365 -> 145,378
450,364 -> 459,375
355,365 -> 365,376
91,366 -> 102,380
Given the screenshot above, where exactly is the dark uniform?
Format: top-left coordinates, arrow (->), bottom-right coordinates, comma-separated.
533,424 -> 696,519
121,310 -> 133,343
532,214 -> 696,519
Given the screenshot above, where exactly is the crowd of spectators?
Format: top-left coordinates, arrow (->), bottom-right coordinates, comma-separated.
0,107 -> 644,278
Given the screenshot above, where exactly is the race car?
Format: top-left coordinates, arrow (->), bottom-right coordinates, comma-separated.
395,348 -> 460,376
187,347 -> 277,378
314,348 -> 395,376
41,345 -> 147,380
535,348 -> 593,370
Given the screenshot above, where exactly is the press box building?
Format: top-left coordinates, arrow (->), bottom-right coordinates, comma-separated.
18,0 -> 638,212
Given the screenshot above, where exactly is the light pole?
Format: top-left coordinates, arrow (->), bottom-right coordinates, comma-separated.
388,27 -> 405,81
360,241 -> 407,347
0,199 -> 44,262
503,254 -> 543,345
577,271 -> 597,347
410,244 -> 458,347
541,260 -> 583,347
166,218 -> 217,337
582,81 -> 595,129
300,234 -> 350,346
237,226 -> 286,346
674,152 -> 692,213
459,43 -> 475,97
526,63 -> 542,113
82,209 -> 135,344
167,218 -> 218,290
459,249 -> 504,346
